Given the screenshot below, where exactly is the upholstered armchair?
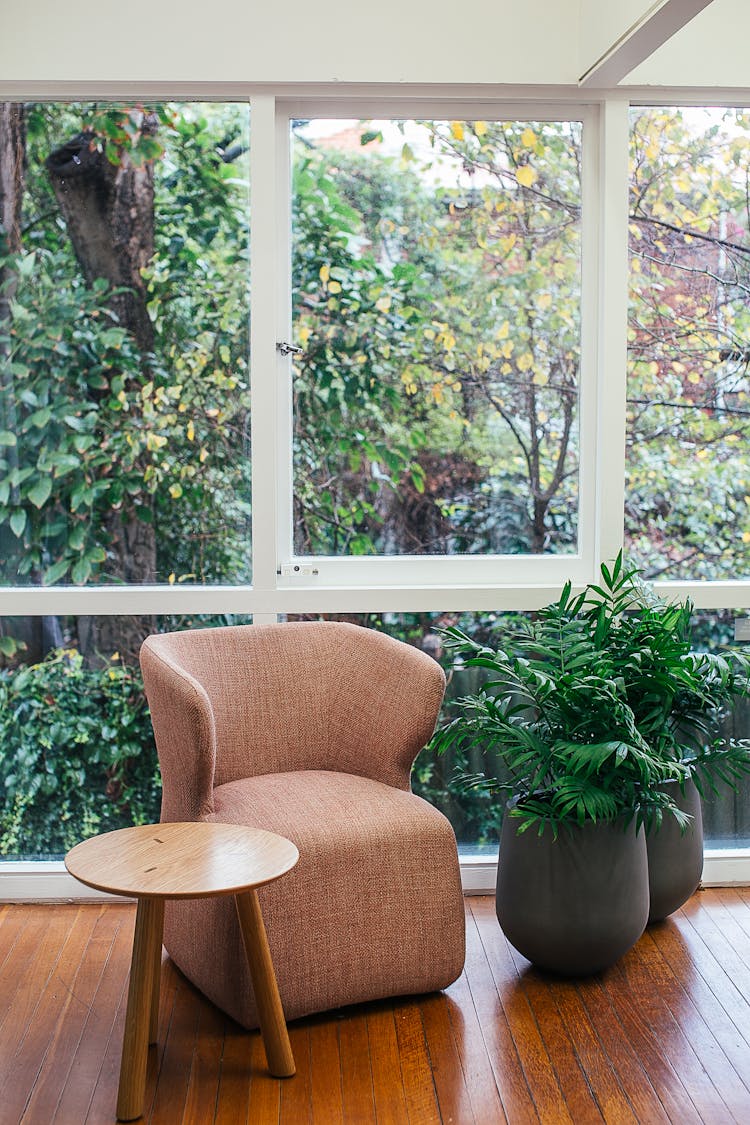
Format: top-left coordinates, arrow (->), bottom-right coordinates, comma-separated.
139,621 -> 465,1029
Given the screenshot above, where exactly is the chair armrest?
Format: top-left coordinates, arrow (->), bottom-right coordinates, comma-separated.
140,638 -> 217,822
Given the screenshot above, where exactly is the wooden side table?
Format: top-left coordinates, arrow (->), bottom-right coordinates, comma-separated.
65,821 -> 299,1122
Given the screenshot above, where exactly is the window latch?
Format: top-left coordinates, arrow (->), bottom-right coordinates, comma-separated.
276,341 -> 304,357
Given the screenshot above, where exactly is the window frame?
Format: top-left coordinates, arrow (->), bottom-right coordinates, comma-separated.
3,89 -> 750,891
276,98 -> 601,590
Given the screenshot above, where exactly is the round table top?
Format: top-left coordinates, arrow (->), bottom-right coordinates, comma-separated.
64,822 -> 299,900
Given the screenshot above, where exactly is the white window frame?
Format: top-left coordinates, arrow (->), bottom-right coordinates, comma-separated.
1,87 -> 750,896
275,98 -> 602,592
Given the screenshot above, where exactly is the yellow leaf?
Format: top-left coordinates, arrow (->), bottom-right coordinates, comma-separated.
537,293 -> 552,309
432,384 -> 444,403
199,447 -> 208,464
328,280 -> 342,294
186,420 -> 195,441
518,352 -> 534,372
450,122 -> 465,141
474,121 -> 488,137
499,234 -> 517,254
743,532 -> 750,544
537,410 -> 548,423
532,371 -> 549,386
501,341 -> 514,358
319,264 -> 330,283
375,295 -> 392,314
520,128 -> 537,147
695,449 -> 709,460
168,572 -> 176,585
687,372 -> 701,384
169,483 -> 183,499
515,165 -> 537,188
497,320 -> 510,339
501,363 -> 512,375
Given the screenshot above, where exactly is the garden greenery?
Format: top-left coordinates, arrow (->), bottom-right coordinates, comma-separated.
0,649 -> 160,855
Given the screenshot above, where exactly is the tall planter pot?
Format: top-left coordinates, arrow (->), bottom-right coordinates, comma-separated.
646,777 -> 703,924
496,815 -> 649,976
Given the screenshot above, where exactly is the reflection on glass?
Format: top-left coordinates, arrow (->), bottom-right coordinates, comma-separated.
291,118 -> 582,558
0,102 -> 251,588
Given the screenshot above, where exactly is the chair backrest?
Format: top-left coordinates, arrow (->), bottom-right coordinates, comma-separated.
141,621 -> 445,798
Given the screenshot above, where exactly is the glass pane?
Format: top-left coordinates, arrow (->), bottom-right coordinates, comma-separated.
0,612 -> 254,858
0,102 -> 251,587
627,107 -> 750,581
291,118 -> 582,558
691,609 -> 750,848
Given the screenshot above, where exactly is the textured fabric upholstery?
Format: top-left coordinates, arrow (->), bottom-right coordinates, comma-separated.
140,621 -> 465,1029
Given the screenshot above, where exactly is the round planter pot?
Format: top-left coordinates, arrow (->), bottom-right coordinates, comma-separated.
495,815 -> 649,976
646,777 -> 703,924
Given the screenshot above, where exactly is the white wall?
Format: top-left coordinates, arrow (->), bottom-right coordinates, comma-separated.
0,0 -> 581,87
627,0 -> 750,87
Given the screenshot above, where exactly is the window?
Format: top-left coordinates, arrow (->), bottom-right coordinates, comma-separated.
3,94 -> 750,872
627,107 -> 750,582
0,102 -> 251,593
280,108 -> 595,587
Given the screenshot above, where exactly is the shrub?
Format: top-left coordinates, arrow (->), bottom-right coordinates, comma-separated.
0,648 -> 160,856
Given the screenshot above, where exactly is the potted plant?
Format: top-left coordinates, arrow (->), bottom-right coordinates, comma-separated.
580,556 -> 750,921
431,578 -> 682,976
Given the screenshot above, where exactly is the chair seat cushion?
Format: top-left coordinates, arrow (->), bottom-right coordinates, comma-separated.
162,770 -> 465,1028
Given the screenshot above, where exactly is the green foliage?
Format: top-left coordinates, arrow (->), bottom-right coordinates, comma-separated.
432,556 -> 750,835
1,102 -> 251,587
0,649 -> 160,855
581,553 -> 750,795
291,119 -> 582,557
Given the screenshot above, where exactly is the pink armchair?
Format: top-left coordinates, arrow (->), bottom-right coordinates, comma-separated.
139,621 -> 465,1029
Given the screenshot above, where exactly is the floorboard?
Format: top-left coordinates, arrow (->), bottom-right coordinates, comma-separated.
4,891 -> 750,1124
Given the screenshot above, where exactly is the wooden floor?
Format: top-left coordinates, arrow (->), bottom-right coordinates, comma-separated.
3,892 -> 750,1124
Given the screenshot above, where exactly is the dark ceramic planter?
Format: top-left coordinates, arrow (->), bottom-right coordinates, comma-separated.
646,777 -> 703,923
495,815 -> 649,976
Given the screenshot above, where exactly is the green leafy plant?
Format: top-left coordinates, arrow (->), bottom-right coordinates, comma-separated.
431,576 -> 681,836
581,554 -> 750,795
431,555 -> 750,836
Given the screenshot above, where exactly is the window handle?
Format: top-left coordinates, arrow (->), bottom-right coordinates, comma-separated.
276,341 -> 304,357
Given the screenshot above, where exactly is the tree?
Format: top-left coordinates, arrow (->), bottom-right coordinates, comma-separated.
0,102 -> 251,665
627,108 -> 750,580
292,119 -> 582,558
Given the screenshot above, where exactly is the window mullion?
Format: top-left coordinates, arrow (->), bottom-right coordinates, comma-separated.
594,96 -> 629,569
249,94 -> 283,595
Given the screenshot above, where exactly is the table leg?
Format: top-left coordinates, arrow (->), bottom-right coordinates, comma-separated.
149,898 -> 165,1044
235,890 -> 296,1078
116,896 -> 164,1122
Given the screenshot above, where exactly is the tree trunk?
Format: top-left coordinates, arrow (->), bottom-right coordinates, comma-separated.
46,128 -> 155,353
46,124 -> 158,665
